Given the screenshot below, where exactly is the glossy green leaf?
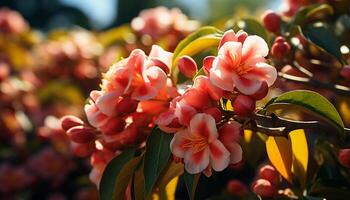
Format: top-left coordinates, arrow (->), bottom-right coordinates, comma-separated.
143,128 -> 174,198
183,172 -> 200,200
265,90 -> 344,134
113,155 -> 142,200
100,149 -> 136,200
303,25 -> 343,63
171,26 -> 222,83
291,4 -> 333,28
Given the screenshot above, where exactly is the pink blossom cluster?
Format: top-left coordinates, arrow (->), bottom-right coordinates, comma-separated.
61,45 -> 177,185
156,29 -> 277,176
62,29 -> 277,184
131,6 -> 199,40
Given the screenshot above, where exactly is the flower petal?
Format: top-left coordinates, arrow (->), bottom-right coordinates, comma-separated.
242,35 -> 269,62
142,66 -> 168,90
219,30 -> 237,49
131,84 -> 157,101
184,147 -> 210,174
209,140 -> 230,171
210,59 -> 235,91
175,102 -> 196,126
246,62 -> 277,87
189,113 -> 218,142
95,91 -> 120,116
226,142 -> 243,164
149,45 -> 173,69
232,72 -> 263,95
170,129 -> 190,158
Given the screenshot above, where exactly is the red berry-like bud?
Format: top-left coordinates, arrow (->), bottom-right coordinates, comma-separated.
204,107 -> 222,123
203,56 -> 215,75
227,180 -> 248,197
182,88 -> 211,110
233,95 -> 256,117
251,81 -> 268,100
261,10 -> 281,33
271,37 -> 291,58
66,125 -> 96,143
339,148 -> 350,168
340,65 -> 350,80
60,115 -> 84,131
71,142 -> 95,157
100,117 -> 126,135
116,97 -> 138,116
258,165 -> 279,185
178,55 -> 198,78
252,179 -> 276,198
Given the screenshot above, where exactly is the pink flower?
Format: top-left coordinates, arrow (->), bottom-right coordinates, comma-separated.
209,30 -> 277,95
170,113 -> 231,174
102,45 -> 170,101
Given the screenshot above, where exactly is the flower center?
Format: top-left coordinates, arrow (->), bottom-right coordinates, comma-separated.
235,63 -> 252,76
183,134 -> 208,153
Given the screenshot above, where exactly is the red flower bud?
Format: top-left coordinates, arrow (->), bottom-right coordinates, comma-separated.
203,56 -> 215,75
204,107 -> 222,123
261,10 -> 281,33
227,180 -> 248,197
178,55 -> 198,78
100,118 -> 126,135
233,95 -> 256,117
115,97 -> 138,116
339,148 -> 350,168
71,142 -> 95,157
60,115 -> 84,131
340,65 -> 350,80
250,81 -> 268,100
258,165 -> 279,185
66,125 -> 96,144
252,179 -> 276,198
271,37 -> 291,58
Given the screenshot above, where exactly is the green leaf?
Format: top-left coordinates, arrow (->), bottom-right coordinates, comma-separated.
112,155 -> 143,200
143,128 -> 174,198
171,26 -> 222,83
235,17 -> 269,43
291,4 -> 333,28
303,25 -> 343,63
99,149 -> 136,200
183,172 -> 200,200
265,90 -> 344,135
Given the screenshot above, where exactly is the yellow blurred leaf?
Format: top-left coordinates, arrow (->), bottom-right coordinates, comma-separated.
290,129 -> 308,189
98,25 -> 132,47
266,136 -> 293,183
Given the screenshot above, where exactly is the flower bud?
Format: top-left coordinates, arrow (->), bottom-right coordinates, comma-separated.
227,180 -> 248,197
115,97 -> 138,116
250,81 -> 268,100
258,165 -> 279,185
60,115 -> 84,131
271,37 -> 291,58
339,148 -> 350,168
233,95 -> 256,117
71,142 -> 95,157
261,10 -> 281,33
340,65 -> 350,80
66,125 -> 96,144
100,118 -> 126,135
178,55 -> 198,78
252,179 -> 276,198
204,107 -> 222,123
203,56 -> 215,75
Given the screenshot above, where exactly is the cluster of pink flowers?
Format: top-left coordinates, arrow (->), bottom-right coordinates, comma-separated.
156,29 -> 277,176
131,6 -> 199,40
62,45 -> 177,185
62,28 -> 277,184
